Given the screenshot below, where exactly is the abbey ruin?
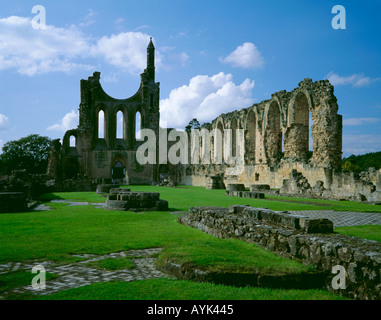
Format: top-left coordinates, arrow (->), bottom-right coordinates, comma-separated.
47,39 -> 381,202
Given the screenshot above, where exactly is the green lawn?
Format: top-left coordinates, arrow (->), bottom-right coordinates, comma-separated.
265,194 -> 381,213
335,225 -> 381,242
28,279 -> 344,300
0,271 -> 58,295
40,185 -> 381,212
0,185 -> 378,300
84,257 -> 136,271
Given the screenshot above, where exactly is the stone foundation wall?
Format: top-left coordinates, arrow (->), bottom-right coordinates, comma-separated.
0,192 -> 28,213
178,205 -> 381,300
183,164 -> 381,202
105,189 -> 168,211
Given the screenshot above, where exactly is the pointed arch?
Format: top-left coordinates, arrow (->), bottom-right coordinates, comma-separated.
98,110 -> 105,139
265,101 -> 282,164
69,135 -> 76,148
215,120 -> 224,164
245,109 -> 256,164
284,91 -> 311,160
135,110 -> 141,140
116,110 -> 124,139
231,117 -> 238,158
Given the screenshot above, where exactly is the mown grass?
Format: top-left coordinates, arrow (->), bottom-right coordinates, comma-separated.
84,257 -> 136,271
39,185 -> 381,213
0,201 -> 309,274
265,194 -> 381,213
0,271 -> 58,294
335,225 -> 381,242
22,279 -> 344,300
1,185 -> 377,300
158,239 -> 312,274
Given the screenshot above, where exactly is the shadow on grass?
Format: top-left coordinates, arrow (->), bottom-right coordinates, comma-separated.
38,193 -> 66,202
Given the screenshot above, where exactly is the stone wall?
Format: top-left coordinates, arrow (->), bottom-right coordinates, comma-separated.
177,78 -> 379,202
178,205 -> 381,300
0,192 -> 28,213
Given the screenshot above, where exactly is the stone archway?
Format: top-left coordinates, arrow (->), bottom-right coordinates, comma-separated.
265,101 -> 282,165
112,161 -> 126,184
284,91 -> 310,161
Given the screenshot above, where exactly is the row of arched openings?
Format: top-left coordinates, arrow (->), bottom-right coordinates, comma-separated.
214,92 -> 313,163
69,110 -> 142,148
97,110 -> 141,140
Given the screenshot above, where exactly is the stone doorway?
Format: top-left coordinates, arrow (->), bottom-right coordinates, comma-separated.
112,161 -> 126,184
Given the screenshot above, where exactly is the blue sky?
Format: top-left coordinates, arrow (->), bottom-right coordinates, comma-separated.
0,0 -> 380,156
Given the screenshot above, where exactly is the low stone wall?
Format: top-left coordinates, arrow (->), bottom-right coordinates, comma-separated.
96,184 -> 120,194
105,189 -> 168,211
0,192 -> 28,213
226,184 -> 246,191
178,205 -> 381,300
226,190 -> 265,199
158,259 -> 328,289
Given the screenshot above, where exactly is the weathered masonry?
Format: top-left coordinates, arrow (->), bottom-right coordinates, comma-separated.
46,39 -> 381,201
48,38 -> 160,185
182,78 -> 342,185
179,205 -> 381,300
179,79 -> 381,201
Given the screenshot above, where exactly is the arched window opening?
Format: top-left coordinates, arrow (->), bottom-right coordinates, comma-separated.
245,110 -> 256,164
309,113 -> 313,152
116,111 -> 124,139
231,118 -> 238,158
98,110 -> 105,139
69,136 -> 76,148
216,122 -> 224,164
265,101 -> 282,163
135,111 -> 141,140
293,92 -> 310,159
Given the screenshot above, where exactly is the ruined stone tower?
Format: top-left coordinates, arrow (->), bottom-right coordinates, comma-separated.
58,38 -> 160,184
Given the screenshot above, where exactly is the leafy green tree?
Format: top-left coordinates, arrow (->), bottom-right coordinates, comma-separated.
185,118 -> 201,132
342,160 -> 361,173
0,134 -> 52,174
342,152 -> 381,172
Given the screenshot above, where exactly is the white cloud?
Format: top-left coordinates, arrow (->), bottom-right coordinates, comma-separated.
342,134 -> 381,156
343,118 -> 379,126
47,110 -> 79,132
0,15 -> 188,76
0,139 -> 3,153
0,16 -> 94,75
0,114 -> 9,130
221,42 -> 264,69
160,72 -> 255,128
326,72 -> 380,87
91,32 -> 163,74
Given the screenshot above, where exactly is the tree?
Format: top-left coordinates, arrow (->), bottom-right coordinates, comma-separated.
0,134 -> 52,174
185,118 -> 201,132
342,152 -> 381,172
342,160 -> 361,173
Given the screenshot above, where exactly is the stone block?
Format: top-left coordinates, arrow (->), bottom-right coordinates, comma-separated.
105,190 -> 168,211
226,184 -> 246,191
96,184 -> 120,194
250,184 -> 270,192
0,192 -> 28,213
